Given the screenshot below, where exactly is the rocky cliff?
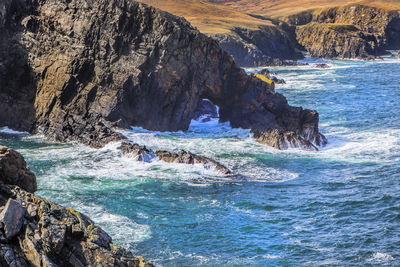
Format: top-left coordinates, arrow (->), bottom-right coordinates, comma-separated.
0,0 -> 325,151
137,0 -> 304,67
210,23 -> 303,67
205,1 -> 400,59
293,5 -> 400,58
0,145 -> 152,267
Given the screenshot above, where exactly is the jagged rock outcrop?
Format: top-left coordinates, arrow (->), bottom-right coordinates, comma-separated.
211,24 -> 303,67
0,146 -> 36,193
0,0 -> 325,150
0,146 -> 152,267
252,128 -> 326,151
118,142 -> 232,174
293,5 -> 400,58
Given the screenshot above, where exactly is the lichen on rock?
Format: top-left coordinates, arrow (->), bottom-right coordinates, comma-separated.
0,146 -> 153,267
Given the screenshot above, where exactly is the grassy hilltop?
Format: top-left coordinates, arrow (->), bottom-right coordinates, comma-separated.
211,0 -> 400,18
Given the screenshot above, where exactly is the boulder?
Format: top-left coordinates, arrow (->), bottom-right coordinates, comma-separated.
0,199 -> 25,239
0,146 -> 36,192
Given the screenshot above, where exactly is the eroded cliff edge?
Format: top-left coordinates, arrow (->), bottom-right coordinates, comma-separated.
0,145 -> 153,267
291,5 -> 400,59
0,0 -> 325,151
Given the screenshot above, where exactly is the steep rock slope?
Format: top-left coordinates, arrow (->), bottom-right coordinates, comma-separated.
0,146 -> 152,266
138,0 -> 303,66
212,0 -> 400,59
294,5 -> 400,58
0,0 -> 325,150
211,23 -> 303,67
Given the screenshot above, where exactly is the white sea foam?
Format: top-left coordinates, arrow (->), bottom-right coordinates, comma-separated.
96,211 -> 151,244
61,201 -> 151,247
262,254 -> 281,259
318,129 -> 400,164
367,252 -> 394,262
0,126 -> 29,135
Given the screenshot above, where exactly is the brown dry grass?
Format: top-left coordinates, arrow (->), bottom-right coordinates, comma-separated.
137,0 -> 274,34
138,0 -> 400,34
212,0 -> 400,18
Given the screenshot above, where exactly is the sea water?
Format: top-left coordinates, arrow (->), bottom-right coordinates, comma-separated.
1,57 -> 399,266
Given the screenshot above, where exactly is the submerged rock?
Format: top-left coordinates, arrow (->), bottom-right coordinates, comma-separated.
0,146 -> 153,267
315,63 -> 331,69
118,142 -> 232,175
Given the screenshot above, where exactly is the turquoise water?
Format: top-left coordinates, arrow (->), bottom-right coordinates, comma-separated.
1,57 -> 400,266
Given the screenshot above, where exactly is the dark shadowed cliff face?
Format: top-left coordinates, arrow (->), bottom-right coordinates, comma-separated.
211,24 -> 303,67
0,0 -> 36,132
0,0 -> 325,150
293,5 -> 400,58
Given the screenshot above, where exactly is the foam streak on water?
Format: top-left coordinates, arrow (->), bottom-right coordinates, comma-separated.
1,57 -> 400,266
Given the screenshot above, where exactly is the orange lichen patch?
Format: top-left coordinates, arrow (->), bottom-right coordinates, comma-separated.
252,73 -> 274,85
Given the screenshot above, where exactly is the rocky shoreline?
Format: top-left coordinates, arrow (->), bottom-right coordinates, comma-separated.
0,145 -> 153,266
0,0 -> 326,152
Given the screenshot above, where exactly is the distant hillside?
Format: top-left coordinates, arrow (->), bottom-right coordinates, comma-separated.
210,0 -> 400,18
138,0 -> 303,66
139,0 -> 400,64
138,0 -> 273,34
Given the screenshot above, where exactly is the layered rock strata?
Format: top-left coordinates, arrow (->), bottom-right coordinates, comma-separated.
0,145 -> 152,267
0,0 -> 325,150
293,5 -> 400,58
